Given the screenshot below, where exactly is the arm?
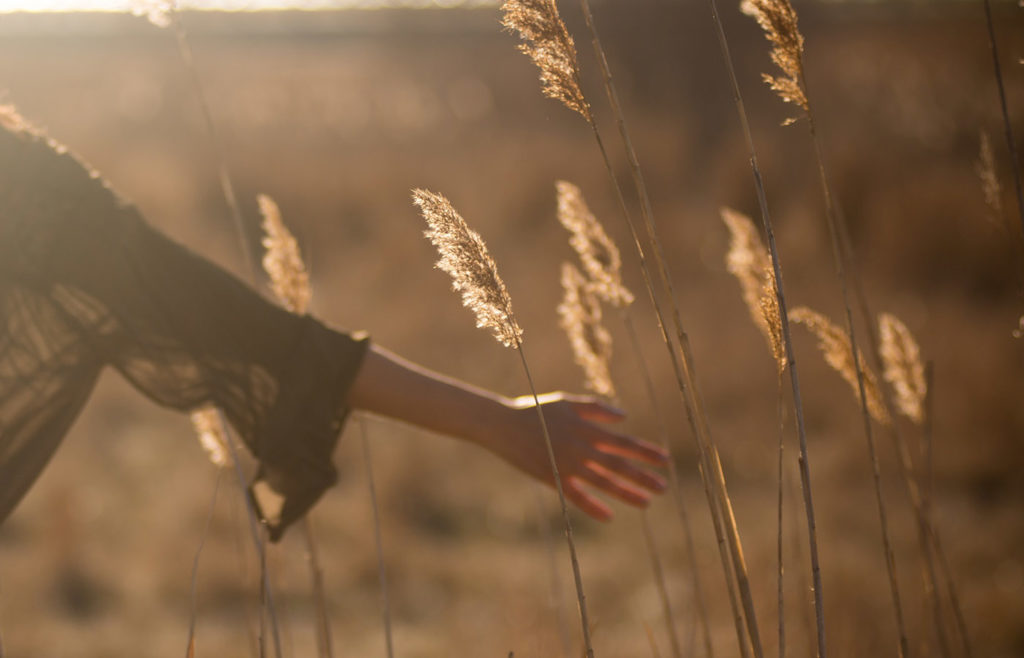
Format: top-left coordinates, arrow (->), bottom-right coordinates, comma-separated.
348,344 -> 668,521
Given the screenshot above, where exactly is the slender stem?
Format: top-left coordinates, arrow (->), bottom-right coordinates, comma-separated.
300,516 -> 334,658
796,61 -> 908,655
170,8 -> 254,275
186,469 -> 223,658
359,418 -> 394,658
215,410 -> 283,658
531,485 -> 574,658
574,4 -> 762,655
515,340 -> 595,658
701,0 -> 828,652
642,510 -> 684,658
981,0 -> 1024,249
622,311 -> 714,658
776,379 -> 786,658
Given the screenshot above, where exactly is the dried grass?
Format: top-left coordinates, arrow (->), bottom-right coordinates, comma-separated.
740,0 -> 808,122
722,208 -> 784,372
190,407 -> 229,468
878,313 -> 927,425
413,189 -> 523,348
977,131 -> 1004,227
557,262 -> 615,399
259,194 -> 312,315
791,307 -> 890,425
501,0 -> 592,122
556,181 -> 634,309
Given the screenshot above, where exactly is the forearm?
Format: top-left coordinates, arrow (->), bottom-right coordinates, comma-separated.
347,343 -> 517,452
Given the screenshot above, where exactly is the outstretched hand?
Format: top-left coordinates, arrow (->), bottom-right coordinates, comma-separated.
491,392 -> 669,521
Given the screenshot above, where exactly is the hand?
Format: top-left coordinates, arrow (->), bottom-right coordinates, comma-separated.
492,392 -> 669,521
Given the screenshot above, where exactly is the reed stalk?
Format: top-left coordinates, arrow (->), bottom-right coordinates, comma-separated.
981,0 -> 1024,248
502,2 -> 765,652
186,470 -> 223,658
556,256 -> 679,656
414,189 -> 595,657
358,418 -> 395,658
156,8 -> 288,655
741,0 -> 921,652
621,310 -> 713,658
702,0 -> 833,651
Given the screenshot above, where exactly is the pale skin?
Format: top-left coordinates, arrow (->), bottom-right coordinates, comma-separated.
348,343 -> 669,521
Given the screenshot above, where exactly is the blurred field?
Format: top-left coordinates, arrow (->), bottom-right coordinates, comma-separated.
0,2 -> 1022,656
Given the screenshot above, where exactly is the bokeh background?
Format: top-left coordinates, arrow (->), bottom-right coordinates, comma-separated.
0,1 -> 1021,656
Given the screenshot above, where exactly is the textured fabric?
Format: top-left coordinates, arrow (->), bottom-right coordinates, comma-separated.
0,109 -> 369,540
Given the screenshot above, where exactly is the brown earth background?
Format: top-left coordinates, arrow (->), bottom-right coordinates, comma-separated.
0,2 -> 1021,656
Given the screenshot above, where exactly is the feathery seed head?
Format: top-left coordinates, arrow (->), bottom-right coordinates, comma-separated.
792,307 -> 890,424
722,208 -> 784,371
741,0 -> 808,121
191,407 -> 229,468
501,0 -> 592,123
977,131 -> 1004,226
413,189 -> 523,349
558,262 -> 615,398
556,181 -> 634,308
259,194 -> 311,315
878,313 -> 927,425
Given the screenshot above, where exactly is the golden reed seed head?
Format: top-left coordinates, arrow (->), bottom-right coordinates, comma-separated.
190,407 -> 229,468
977,131 -> 1004,226
791,307 -> 890,425
259,194 -> 312,315
878,313 -> 927,425
558,262 -> 615,399
556,180 -> 634,308
741,0 -> 808,121
722,208 -> 784,372
413,189 -> 524,349
501,0 -> 593,123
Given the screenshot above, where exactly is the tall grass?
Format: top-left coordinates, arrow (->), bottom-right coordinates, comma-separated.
503,3 -> 765,654
413,188 -> 596,658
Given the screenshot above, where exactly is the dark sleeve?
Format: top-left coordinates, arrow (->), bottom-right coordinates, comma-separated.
0,109 -> 369,540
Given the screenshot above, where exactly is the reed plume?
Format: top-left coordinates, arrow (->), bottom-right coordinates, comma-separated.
740,0 -> 808,122
722,208 -> 785,372
977,131 -> 1004,226
556,181 -> 634,308
501,0 -> 592,123
259,194 -> 312,315
791,307 -> 889,425
257,194 -> 335,658
413,188 -> 595,658
558,263 -> 615,399
414,189 -> 524,348
878,314 -> 927,425
190,407 -> 230,468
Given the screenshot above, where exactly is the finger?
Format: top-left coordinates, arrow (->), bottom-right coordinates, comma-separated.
581,463 -> 652,508
588,452 -> 667,493
588,427 -> 669,466
564,476 -> 614,522
571,398 -> 627,424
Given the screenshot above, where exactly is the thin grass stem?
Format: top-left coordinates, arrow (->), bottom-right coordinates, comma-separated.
570,4 -> 762,654
514,340 -> 595,658
642,510 -> 683,658
621,310 -> 713,658
300,517 -> 334,658
358,417 -> 394,658
981,0 -> 1024,247
186,469 -> 223,658
701,0 -> 828,652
